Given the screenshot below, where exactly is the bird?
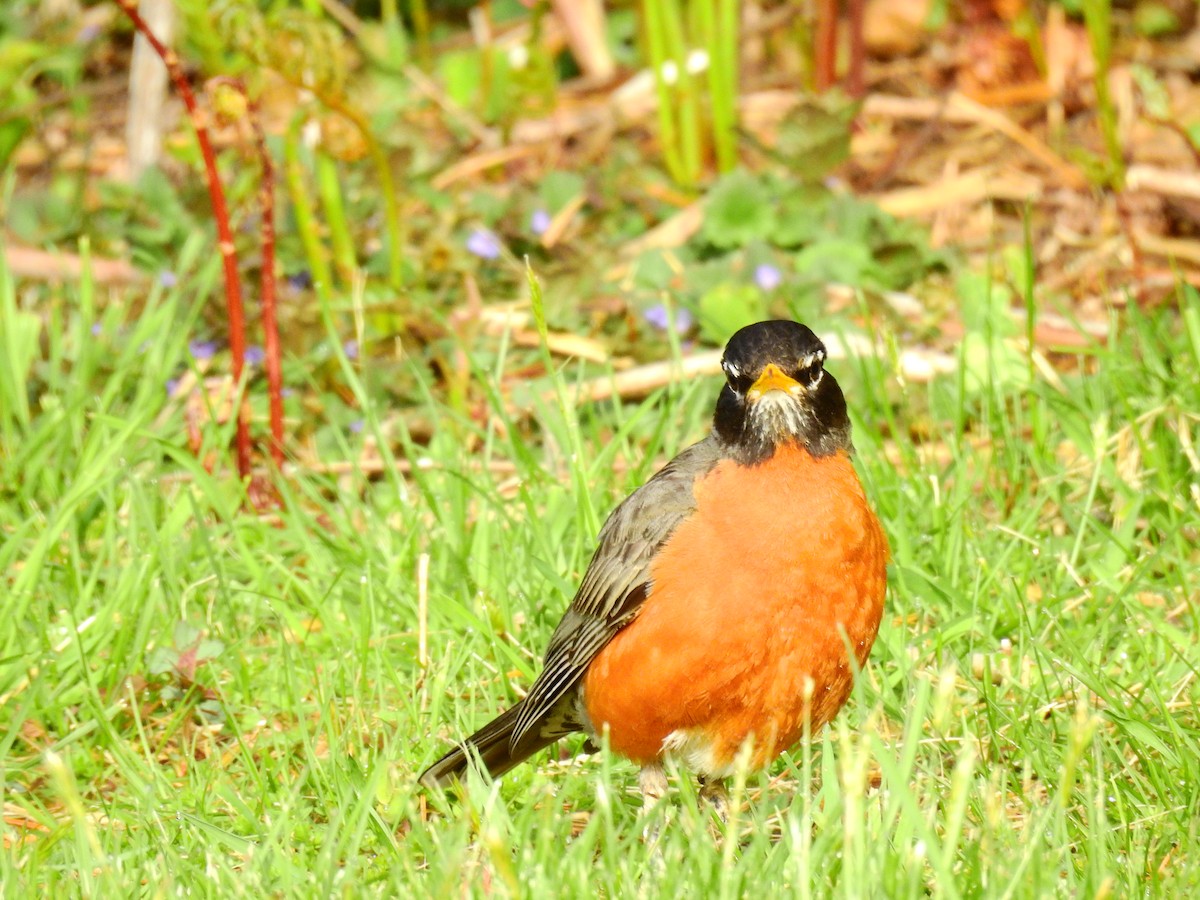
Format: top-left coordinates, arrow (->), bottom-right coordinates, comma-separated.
420,320 -> 889,813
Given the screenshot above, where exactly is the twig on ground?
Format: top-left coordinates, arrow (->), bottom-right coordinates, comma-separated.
873,169 -> 1043,218
1132,232 -> 1200,267
1126,165 -> 1200,201
862,93 -> 1091,192
562,336 -> 955,406
4,245 -> 146,285
945,93 -> 1089,191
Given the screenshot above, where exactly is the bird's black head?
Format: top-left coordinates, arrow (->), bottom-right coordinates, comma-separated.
713,320 -> 852,464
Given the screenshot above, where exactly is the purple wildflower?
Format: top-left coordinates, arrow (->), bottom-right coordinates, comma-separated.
645,304 -> 694,334
166,378 -> 181,397
754,263 -> 782,291
244,345 -> 265,366
91,323 -> 103,336
158,270 -> 178,288
189,340 -> 218,360
287,270 -> 313,291
75,23 -> 102,45
530,209 -> 551,236
349,419 -> 365,434
343,339 -> 359,360
466,228 -> 502,260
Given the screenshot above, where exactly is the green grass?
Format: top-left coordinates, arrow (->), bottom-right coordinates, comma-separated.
2,253 -> 1199,897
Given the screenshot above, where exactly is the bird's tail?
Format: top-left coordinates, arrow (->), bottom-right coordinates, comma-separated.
419,701 -> 560,789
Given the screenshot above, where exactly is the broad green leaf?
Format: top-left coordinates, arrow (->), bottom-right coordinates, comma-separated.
697,282 -> 765,345
701,170 -> 776,250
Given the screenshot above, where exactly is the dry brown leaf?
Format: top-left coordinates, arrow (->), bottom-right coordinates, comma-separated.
513,329 -> 611,363
864,0 -> 932,58
540,193 -> 587,249
873,168 -> 1043,218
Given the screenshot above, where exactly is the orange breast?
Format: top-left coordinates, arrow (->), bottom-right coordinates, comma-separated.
581,444 -> 888,776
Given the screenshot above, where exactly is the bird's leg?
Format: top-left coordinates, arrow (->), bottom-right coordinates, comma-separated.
638,763 -> 668,816
638,763 -> 669,849
697,775 -> 729,823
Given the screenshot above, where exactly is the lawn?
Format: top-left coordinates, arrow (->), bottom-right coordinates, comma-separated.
3,261 -> 1198,894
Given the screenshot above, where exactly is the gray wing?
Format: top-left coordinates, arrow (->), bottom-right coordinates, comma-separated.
509,435 -> 723,750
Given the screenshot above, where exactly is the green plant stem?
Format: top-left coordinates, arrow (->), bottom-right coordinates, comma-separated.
408,0 -> 431,67
344,102 -> 406,290
1081,0 -> 1124,188
667,0 -> 701,183
278,91 -> 404,291
284,114 -> 334,304
316,152 -> 357,286
700,0 -> 738,172
644,0 -> 686,184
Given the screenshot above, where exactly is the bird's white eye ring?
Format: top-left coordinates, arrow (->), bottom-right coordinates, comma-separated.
797,350 -> 825,372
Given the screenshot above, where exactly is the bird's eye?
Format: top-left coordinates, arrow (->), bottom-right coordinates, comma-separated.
795,351 -> 826,387
721,359 -> 752,393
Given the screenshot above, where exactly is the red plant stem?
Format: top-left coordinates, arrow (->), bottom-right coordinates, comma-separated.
814,0 -> 838,92
257,141 -> 283,469
114,0 -> 251,479
220,81 -> 284,469
847,0 -> 865,98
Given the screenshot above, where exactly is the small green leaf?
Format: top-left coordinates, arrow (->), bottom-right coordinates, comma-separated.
772,94 -> 858,180
770,185 -> 830,248
1129,64 -> 1171,119
173,621 -> 201,650
0,117 -> 30,170
438,49 -> 482,110
794,238 -> 874,286
196,639 -> 225,661
146,646 -> 178,676
957,271 -> 1017,336
1133,2 -> 1182,37
538,171 -> 586,213
825,194 -> 879,245
630,251 -> 677,291
872,242 -> 929,290
961,332 -> 1031,395
701,170 -> 776,250
697,282 -> 766,345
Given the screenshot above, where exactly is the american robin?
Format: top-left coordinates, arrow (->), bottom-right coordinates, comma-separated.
420,320 -> 889,811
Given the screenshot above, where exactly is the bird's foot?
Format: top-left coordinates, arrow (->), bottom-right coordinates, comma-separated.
697,775 -> 730,823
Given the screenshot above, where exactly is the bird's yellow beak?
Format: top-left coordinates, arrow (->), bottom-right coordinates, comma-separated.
748,363 -> 801,399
